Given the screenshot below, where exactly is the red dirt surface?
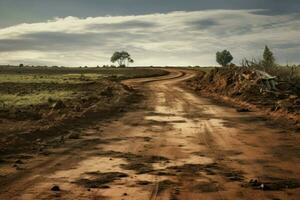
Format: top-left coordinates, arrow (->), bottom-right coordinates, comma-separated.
0,69 -> 299,200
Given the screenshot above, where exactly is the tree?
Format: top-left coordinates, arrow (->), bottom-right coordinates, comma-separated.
262,45 -> 275,68
216,50 -> 233,67
110,51 -> 134,67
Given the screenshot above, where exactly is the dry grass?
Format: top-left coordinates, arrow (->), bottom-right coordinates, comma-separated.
0,91 -> 74,108
0,67 -> 168,109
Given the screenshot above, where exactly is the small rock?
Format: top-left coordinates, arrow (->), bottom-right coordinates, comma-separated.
249,179 -> 260,187
15,159 -> 24,164
99,185 -> 110,189
52,100 -> 66,109
51,185 -> 60,191
236,108 -> 250,112
100,87 -> 113,97
123,193 -> 128,196
68,133 -> 80,139
13,164 -> 23,170
40,151 -> 50,156
74,105 -> 81,112
137,181 -> 151,185
289,95 -> 298,100
59,136 -> 65,143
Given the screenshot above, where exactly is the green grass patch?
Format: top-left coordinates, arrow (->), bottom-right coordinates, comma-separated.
0,68 -> 168,83
0,90 -> 75,108
0,67 -> 168,110
0,74 -> 104,84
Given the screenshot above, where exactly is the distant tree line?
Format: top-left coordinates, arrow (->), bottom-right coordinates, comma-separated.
216,45 -> 276,69
215,46 -> 299,81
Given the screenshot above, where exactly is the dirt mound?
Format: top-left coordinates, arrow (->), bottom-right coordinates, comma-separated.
186,67 -> 300,127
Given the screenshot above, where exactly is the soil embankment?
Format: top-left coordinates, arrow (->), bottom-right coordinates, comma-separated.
185,67 -> 300,131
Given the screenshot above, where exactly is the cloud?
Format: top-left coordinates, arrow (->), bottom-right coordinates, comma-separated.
187,19 -> 220,29
87,20 -> 157,30
0,10 -> 299,66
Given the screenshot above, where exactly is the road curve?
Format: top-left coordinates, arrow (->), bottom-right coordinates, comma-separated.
0,69 -> 299,200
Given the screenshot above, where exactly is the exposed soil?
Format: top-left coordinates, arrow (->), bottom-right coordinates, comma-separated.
0,69 -> 299,200
193,181 -> 223,193
0,79 -> 137,156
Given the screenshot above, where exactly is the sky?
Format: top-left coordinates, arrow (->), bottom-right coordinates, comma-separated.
0,0 -> 299,66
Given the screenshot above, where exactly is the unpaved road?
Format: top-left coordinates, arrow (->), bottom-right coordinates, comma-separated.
0,69 -> 300,200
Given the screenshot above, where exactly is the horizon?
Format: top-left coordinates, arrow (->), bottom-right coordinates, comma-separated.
0,0 -> 299,66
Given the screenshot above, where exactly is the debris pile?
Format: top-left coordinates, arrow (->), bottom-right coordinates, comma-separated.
186,67 -> 300,119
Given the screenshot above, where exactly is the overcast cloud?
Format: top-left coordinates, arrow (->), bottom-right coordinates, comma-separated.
0,9 -> 299,66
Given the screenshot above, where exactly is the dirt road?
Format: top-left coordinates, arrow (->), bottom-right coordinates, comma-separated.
0,69 -> 300,200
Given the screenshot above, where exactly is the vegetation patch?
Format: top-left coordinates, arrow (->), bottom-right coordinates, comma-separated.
0,91 -> 74,108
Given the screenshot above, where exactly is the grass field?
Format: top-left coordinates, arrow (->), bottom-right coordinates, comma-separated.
0,67 -> 168,110
0,66 -> 168,77
0,91 -> 75,108
0,74 -> 103,84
